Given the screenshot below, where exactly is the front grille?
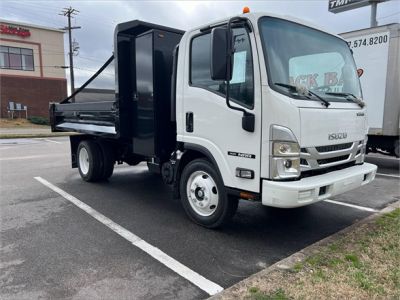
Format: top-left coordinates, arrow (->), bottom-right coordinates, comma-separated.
300,158 -> 308,166
301,141 -> 361,171
316,143 -> 353,153
317,155 -> 349,165
301,161 -> 356,178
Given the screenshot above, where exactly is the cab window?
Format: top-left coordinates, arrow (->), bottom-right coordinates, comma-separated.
190,27 -> 254,108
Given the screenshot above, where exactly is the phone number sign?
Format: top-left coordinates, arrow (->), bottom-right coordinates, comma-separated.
347,32 -> 389,49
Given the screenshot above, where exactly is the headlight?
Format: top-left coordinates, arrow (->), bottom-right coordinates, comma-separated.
270,157 -> 301,179
273,142 -> 300,157
270,125 -> 301,180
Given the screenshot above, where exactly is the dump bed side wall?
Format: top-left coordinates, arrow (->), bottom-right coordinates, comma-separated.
153,30 -> 182,158
131,29 -> 182,159
51,21 -> 184,158
114,34 -> 136,138
50,101 -> 118,136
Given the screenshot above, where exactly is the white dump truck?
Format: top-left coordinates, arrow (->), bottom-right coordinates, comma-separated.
51,11 -> 377,228
341,23 -> 400,157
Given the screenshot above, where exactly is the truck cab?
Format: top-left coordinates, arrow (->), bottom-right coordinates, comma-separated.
175,12 -> 376,219
51,11 -> 377,228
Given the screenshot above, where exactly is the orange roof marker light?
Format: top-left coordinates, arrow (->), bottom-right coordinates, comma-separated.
243,6 -> 250,14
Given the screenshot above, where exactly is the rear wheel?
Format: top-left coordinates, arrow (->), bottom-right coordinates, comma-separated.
394,139 -> 399,158
97,141 -> 115,180
180,159 -> 238,228
77,140 -> 103,182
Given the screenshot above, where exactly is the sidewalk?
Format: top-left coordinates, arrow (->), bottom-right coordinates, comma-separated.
0,126 -> 73,139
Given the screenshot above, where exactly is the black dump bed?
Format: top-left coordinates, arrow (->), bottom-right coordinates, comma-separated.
50,20 -> 184,159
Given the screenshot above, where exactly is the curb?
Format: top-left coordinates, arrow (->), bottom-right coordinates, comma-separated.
0,133 -> 76,139
210,200 -> 400,300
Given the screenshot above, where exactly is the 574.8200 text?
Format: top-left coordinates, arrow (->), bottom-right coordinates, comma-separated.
347,34 -> 388,49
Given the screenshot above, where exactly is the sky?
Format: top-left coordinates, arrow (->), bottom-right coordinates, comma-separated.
1,0 -> 399,92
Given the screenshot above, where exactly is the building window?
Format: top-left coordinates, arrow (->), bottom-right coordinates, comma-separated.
0,46 -> 34,71
190,27 -> 254,109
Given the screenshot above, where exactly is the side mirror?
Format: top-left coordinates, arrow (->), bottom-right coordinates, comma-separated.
210,27 -> 232,81
211,24 -> 254,133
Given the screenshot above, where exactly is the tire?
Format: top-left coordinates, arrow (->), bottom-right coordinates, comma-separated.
179,158 -> 238,228
77,140 -> 103,182
394,139 -> 399,158
97,141 -> 115,180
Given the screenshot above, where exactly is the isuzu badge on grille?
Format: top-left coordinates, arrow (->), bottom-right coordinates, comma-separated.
328,133 -> 348,140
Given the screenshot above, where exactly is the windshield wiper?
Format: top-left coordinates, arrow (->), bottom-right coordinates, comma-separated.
325,92 -> 365,108
274,83 -> 330,108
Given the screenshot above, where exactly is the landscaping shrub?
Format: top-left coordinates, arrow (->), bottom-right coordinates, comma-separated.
28,116 -> 50,125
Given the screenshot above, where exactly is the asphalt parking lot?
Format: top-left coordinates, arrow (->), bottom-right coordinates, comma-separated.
1,137 -> 399,300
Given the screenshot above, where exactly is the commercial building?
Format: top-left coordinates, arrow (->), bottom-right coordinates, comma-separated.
0,19 -> 67,118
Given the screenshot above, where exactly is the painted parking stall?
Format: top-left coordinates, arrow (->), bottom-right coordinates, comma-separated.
34,176 -> 224,296
0,138 -> 398,299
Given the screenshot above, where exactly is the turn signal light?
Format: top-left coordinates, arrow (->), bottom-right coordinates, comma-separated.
240,192 -> 255,200
243,6 -> 250,14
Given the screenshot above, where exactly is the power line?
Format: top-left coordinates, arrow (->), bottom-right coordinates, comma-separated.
78,55 -> 112,63
74,66 -> 114,76
60,6 -> 81,101
377,11 -> 400,20
2,65 -> 112,73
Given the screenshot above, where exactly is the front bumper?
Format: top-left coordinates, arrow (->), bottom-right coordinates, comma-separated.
262,163 -> 377,208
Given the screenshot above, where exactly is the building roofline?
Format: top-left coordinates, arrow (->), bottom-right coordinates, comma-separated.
0,18 -> 65,33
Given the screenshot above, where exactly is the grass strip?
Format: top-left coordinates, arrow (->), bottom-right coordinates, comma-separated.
247,208 -> 400,300
0,118 -> 49,128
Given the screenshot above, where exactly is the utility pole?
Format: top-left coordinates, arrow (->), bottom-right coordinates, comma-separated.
370,1 -> 378,27
60,7 -> 81,102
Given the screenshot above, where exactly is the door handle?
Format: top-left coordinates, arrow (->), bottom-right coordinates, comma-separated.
186,112 -> 193,132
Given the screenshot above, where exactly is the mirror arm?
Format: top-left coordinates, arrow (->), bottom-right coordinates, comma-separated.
225,16 -> 246,115
225,16 -> 255,133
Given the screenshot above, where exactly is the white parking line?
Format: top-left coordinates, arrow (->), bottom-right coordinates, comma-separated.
34,176 -> 224,296
376,173 -> 400,179
324,199 -> 379,213
41,138 -> 62,144
366,155 -> 399,162
0,154 -> 65,161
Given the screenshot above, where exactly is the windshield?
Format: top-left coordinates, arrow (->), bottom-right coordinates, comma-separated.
259,17 -> 362,101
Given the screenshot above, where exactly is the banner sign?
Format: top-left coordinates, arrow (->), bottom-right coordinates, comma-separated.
328,0 -> 387,14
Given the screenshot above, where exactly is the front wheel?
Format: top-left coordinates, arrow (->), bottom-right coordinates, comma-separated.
179,159 -> 238,228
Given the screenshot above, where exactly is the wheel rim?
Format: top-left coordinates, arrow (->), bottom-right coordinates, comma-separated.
186,170 -> 219,217
79,147 -> 90,175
